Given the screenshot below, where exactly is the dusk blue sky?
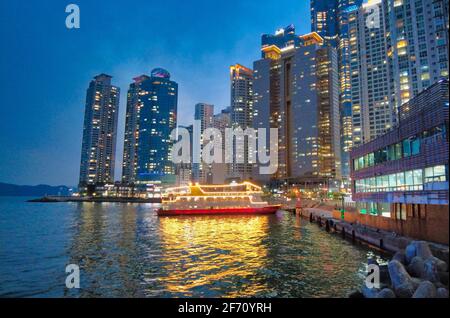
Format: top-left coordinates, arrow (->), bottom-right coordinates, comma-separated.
0,0 -> 310,186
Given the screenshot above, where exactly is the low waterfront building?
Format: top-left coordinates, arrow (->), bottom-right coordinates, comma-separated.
350,80 -> 449,244
77,182 -> 161,199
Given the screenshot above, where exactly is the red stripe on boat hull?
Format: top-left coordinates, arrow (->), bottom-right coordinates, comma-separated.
157,205 -> 280,216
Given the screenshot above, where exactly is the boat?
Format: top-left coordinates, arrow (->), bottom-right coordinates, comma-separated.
157,181 -> 280,216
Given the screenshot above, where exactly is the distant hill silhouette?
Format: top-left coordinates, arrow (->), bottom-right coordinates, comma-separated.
0,182 -> 71,197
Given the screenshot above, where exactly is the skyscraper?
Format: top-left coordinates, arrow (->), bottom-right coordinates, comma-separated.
79,74 -> 120,187
348,0 -> 393,145
175,124 -> 194,186
229,64 -> 254,181
311,0 -> 339,46
253,33 -> 341,182
336,0 -> 364,179
122,68 -> 178,185
193,103 -> 214,184
212,107 -> 231,184
261,24 -> 301,56
310,0 -> 365,179
383,0 -> 449,110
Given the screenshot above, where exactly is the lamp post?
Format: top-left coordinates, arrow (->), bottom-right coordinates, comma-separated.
340,192 -> 345,220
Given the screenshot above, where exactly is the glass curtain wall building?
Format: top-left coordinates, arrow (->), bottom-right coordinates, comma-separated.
122,68 -> 178,185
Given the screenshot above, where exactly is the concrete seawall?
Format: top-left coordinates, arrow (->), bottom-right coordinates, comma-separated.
296,207 -> 449,264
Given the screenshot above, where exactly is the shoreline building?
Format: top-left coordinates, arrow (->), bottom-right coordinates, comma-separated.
122,68 -> 178,186
350,80 -> 449,244
229,64 -> 254,182
252,33 -> 341,185
79,74 -> 120,187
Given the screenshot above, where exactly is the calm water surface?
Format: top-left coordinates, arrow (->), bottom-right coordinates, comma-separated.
0,196 -> 387,298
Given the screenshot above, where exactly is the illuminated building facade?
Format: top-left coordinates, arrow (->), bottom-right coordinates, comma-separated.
229,64 -> 254,181
253,33 -> 341,183
348,0 -> 394,146
350,80 -> 449,244
122,68 -> 178,185
311,0 -> 366,179
384,0 -> 449,111
311,0 -> 339,46
336,0 -> 364,179
79,74 -> 120,186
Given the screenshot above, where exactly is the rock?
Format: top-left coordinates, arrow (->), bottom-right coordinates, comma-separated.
412,241 -> 433,260
388,260 -> 416,298
393,251 -> 406,265
349,291 -> 364,298
396,283 -> 417,298
423,258 -> 441,283
407,256 -> 425,277
376,288 -> 396,298
439,271 -> 449,286
436,288 -> 449,298
411,277 -> 422,290
429,256 -> 448,272
405,244 -> 417,264
379,265 -> 391,285
412,281 -> 437,298
362,286 -> 379,298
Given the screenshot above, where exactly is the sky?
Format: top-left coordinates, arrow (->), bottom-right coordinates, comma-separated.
0,0 -> 310,186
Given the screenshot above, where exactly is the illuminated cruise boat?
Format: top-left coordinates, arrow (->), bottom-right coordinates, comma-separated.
158,182 -> 280,216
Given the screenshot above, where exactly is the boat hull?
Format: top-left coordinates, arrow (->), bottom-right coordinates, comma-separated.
157,205 -> 281,216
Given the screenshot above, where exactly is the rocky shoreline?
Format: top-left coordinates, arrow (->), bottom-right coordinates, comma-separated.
352,240 -> 449,298
300,208 -> 449,298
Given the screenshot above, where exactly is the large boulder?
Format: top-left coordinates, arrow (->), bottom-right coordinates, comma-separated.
423,258 -> 441,283
412,281 -> 437,298
429,256 -> 448,272
405,244 -> 417,264
392,251 -> 406,265
379,265 -> 391,285
407,256 -> 425,278
411,277 -> 422,290
388,260 -> 416,298
436,288 -> 449,299
376,288 -> 396,298
412,241 -> 433,260
439,271 -> 449,286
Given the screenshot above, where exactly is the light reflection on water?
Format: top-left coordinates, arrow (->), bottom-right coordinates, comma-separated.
0,197 -> 387,298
